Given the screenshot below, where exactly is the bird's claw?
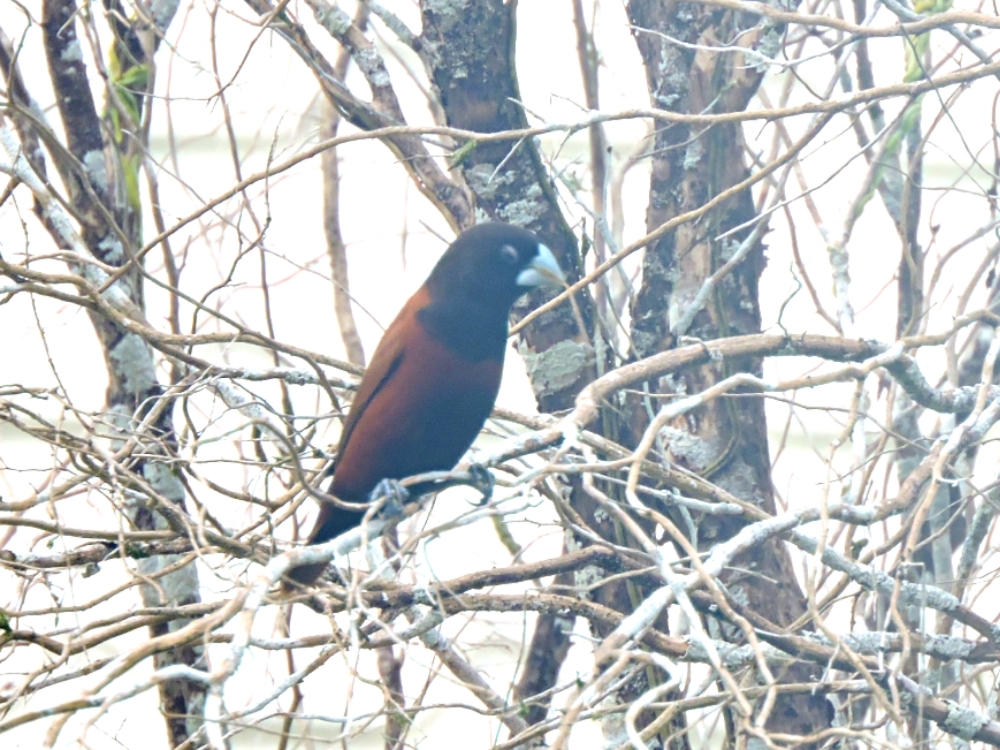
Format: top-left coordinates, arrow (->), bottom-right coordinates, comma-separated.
467,464 -> 494,507
370,478 -> 410,520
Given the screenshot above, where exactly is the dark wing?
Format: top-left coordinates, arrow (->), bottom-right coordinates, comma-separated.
302,288 -> 430,541
284,290 -> 428,586
329,291 -> 502,505
304,285 -> 500,522
287,285 -> 502,585
334,339 -> 405,469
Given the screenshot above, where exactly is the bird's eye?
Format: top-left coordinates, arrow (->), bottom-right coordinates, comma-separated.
499,244 -> 519,265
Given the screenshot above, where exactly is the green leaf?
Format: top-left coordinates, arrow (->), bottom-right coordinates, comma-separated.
117,63 -> 149,91
122,152 -> 142,214
448,140 -> 477,169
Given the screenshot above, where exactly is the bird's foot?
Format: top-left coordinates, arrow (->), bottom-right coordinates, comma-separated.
369,478 -> 410,521
467,464 -> 495,507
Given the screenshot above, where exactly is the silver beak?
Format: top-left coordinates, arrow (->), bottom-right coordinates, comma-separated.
516,244 -> 565,288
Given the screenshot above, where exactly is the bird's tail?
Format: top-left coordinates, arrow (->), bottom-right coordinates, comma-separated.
283,502 -> 364,587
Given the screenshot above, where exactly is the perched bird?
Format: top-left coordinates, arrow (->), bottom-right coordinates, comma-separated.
286,223 -> 564,585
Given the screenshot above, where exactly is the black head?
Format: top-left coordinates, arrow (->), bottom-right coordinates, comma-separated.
425,223 -> 564,310
419,223 -> 564,360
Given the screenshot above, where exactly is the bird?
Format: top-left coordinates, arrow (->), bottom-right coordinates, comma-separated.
286,222 -> 564,585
